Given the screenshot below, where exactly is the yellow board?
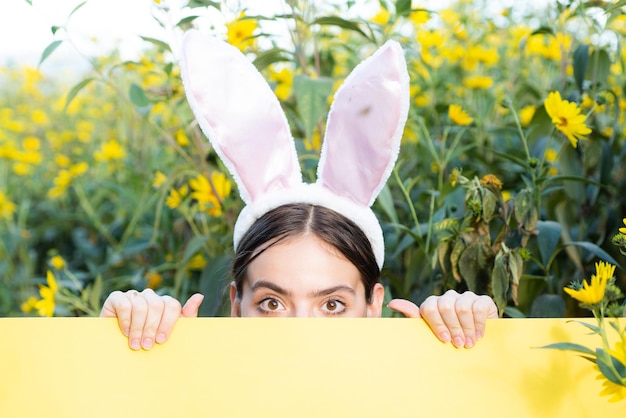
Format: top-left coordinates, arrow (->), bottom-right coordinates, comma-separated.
0,318 -> 623,417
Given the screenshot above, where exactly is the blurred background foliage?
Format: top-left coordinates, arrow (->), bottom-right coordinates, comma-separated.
1,0 -> 626,318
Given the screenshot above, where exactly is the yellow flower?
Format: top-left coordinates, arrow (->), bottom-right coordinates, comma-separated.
269,66 -> 294,101
371,7 -> 390,25
50,255 -> 65,270
145,271 -> 163,289
175,129 -> 190,147
463,75 -> 494,89
23,136 -> 41,151
226,12 -> 258,51
153,171 -> 167,188
0,190 -> 17,220
34,271 -> 58,317
189,172 -> 232,216
519,105 -> 535,127
480,174 -> 503,190
166,185 -> 188,209
188,253 -> 207,271
31,109 -> 49,126
598,374 -> 626,402
21,296 -> 39,314
619,218 -> 626,235
544,91 -> 591,148
55,154 -> 71,167
563,261 -> 615,305
448,104 -> 473,126
450,168 -> 459,187
94,139 -> 126,163
409,10 -> 430,25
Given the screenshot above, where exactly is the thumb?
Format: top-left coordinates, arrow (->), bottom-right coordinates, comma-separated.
388,298 -> 421,318
181,293 -> 204,317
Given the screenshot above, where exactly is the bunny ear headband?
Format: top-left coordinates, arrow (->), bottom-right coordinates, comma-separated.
180,30 -> 409,269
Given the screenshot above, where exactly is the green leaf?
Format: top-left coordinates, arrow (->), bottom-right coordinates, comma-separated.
38,40 -> 63,67
252,48 -> 291,71
561,241 -> 623,270
538,342 -> 595,356
68,1 -> 87,18
25,0 -> 33,5
395,0 -> 412,17
139,36 -> 171,52
293,75 -> 333,143
176,15 -> 199,29
181,235 -> 210,266
529,294 -> 565,318
64,77 -> 95,111
605,0 -> 626,14
129,83 -> 150,108
596,350 -> 626,385
491,251 -> 510,315
536,221 -> 562,267
587,48 -> 611,90
503,306 -> 526,318
198,254 -> 232,317
311,16 -> 371,40
573,44 -> 589,92
187,0 -> 220,9
558,144 -> 584,203
51,25 -> 61,35
375,184 -> 398,224
567,320 -> 600,334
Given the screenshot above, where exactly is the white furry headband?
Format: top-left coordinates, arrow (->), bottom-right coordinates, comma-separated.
180,30 -> 409,269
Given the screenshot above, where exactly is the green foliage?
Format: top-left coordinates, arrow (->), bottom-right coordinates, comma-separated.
1,0 -> 626,318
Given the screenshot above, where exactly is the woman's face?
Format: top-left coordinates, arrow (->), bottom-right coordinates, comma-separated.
230,234 -> 384,318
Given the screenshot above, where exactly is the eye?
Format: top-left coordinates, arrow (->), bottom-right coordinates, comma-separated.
258,298 -> 285,313
322,299 -> 346,315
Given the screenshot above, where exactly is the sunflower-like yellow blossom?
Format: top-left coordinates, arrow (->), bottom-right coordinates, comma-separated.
619,218 -> 626,235
153,171 -> 167,188
34,271 -> 58,317
21,296 -> 39,314
269,66 -> 294,101
448,104 -> 473,126
145,271 -> 163,289
94,139 -> 126,163
50,255 -> 65,270
226,12 -> 258,51
519,105 -> 535,127
175,129 -> 190,147
166,185 -> 188,209
189,171 -> 232,216
463,75 -> 494,89
409,10 -> 430,26
0,190 -> 17,220
188,253 -> 207,271
563,261 -> 615,305
371,7 -> 390,25
544,91 -> 591,148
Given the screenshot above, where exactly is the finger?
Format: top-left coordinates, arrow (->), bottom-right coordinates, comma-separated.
155,296 -> 182,345
419,295 -> 450,343
472,295 -> 498,340
387,299 -> 421,318
100,291 -> 133,337
181,293 -> 204,318
139,289 -> 166,350
454,292 -> 479,348
128,290 -> 148,351
434,290 -> 466,348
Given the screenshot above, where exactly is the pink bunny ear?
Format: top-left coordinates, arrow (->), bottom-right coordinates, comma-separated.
317,40 -> 409,207
180,30 -> 301,204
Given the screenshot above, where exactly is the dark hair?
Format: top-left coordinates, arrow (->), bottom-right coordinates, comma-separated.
232,203 -> 380,302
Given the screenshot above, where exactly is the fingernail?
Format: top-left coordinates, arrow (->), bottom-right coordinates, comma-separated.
440,332 -> 451,343
464,337 -> 474,348
476,331 -> 483,340
453,336 -> 464,348
130,339 -> 141,350
156,333 -> 166,344
123,328 -> 130,337
142,338 -> 154,350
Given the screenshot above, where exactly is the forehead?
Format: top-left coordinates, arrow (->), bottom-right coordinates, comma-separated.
243,234 -> 364,295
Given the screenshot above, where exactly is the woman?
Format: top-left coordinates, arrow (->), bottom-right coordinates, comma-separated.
102,204 -> 497,351
101,31 -> 497,351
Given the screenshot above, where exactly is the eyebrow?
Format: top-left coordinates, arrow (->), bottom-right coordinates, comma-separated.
248,281 -> 356,298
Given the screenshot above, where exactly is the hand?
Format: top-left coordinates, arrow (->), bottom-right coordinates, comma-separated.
100,289 -> 204,351
388,290 -> 498,348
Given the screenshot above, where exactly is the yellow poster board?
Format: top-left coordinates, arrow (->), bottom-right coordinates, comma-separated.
0,318 -> 623,417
